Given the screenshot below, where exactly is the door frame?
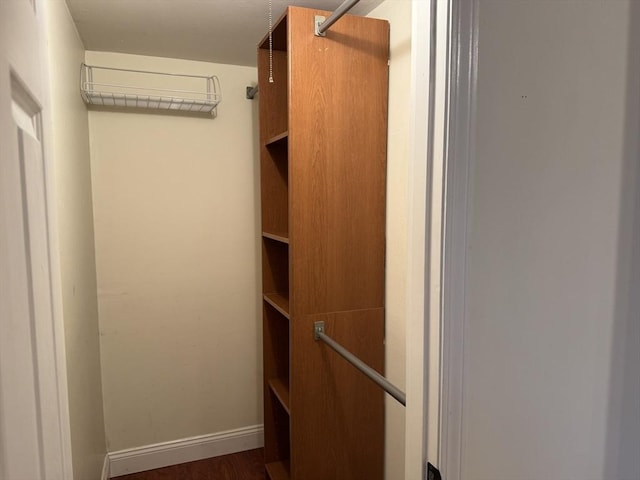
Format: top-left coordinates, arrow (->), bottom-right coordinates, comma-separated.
438,0 -> 479,479
405,0 -> 453,477
40,0 -> 75,472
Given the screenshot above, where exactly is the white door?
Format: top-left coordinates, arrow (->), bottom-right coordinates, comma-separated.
442,1 -> 640,479
0,0 -> 71,478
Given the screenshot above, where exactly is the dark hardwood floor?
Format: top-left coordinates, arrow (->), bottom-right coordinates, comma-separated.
114,448 -> 266,480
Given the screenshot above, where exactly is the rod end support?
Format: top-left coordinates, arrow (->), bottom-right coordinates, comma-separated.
314,15 -> 327,37
314,321 -> 325,340
246,85 -> 258,100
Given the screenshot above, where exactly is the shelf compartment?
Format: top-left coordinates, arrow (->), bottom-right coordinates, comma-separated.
264,373 -> 290,469
262,238 -> 289,296
266,460 -> 291,480
258,48 -> 288,141
260,136 -> 288,237
265,131 -> 289,147
268,378 -> 290,414
264,293 -> 290,319
262,232 -> 289,244
259,11 -> 288,51
80,64 -> 221,115
263,303 -> 289,387
263,304 -> 290,475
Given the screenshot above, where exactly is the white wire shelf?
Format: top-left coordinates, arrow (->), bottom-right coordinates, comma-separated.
80,63 -> 221,116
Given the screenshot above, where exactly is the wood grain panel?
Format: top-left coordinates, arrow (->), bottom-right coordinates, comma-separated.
288,7 -> 389,316
290,308 -> 385,480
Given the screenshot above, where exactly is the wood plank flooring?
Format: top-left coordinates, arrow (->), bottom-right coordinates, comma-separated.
114,448 -> 265,480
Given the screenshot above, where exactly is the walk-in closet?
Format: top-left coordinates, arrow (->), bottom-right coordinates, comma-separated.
5,0 -> 640,479
16,1 -> 414,479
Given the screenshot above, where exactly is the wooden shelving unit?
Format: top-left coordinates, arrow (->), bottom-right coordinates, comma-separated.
258,7 -> 389,480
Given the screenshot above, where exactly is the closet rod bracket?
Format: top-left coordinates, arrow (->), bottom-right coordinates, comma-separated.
246,85 -> 259,99
314,0 -> 361,36
314,16 -> 327,37
314,321 -> 325,339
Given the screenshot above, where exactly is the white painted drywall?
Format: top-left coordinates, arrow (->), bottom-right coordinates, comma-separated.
45,2 -> 107,478
86,51 -> 261,451
367,1 -> 411,479
461,1 -> 640,479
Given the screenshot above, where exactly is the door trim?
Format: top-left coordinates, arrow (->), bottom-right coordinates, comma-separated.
39,0 -> 74,475
405,0 -> 432,476
406,0 -> 452,476
439,0 -> 479,479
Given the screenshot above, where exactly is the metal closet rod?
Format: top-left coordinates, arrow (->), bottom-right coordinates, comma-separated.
314,321 -> 407,407
245,0 -> 361,100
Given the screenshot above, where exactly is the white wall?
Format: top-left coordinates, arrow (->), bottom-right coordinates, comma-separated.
45,2 -> 107,479
86,51 -> 261,451
461,1 -> 640,479
367,2 -> 411,479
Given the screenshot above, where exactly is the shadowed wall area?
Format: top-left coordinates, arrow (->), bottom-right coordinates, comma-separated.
605,2 -> 640,478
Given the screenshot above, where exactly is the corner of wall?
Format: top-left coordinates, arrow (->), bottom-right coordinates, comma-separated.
45,2 -> 107,479
101,454 -> 110,480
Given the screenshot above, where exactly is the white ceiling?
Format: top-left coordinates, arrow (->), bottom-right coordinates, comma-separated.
64,0 -> 385,67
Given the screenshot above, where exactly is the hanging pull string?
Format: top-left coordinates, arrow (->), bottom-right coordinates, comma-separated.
268,0 -> 274,83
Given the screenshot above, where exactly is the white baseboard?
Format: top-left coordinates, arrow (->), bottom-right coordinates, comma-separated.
101,453 -> 110,480
108,425 -> 264,478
